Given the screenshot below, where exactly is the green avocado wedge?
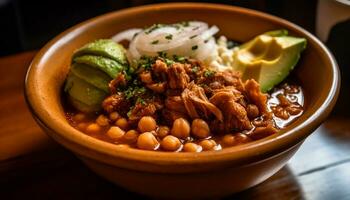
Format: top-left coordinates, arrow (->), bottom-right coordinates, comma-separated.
73,39 -> 128,65
232,30 -> 306,92
70,63 -> 111,93
68,96 -> 102,113
64,73 -> 107,110
73,55 -> 124,79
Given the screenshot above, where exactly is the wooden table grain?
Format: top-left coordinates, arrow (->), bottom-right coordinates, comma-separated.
0,52 -> 349,200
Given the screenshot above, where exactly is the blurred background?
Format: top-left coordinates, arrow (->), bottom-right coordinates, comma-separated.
0,0 -> 349,113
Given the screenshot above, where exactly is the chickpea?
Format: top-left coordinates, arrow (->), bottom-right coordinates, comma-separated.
171,118 -> 190,139
222,134 -> 236,146
76,122 -> 89,131
161,135 -> 181,151
237,133 -> 252,143
199,139 -> 216,151
107,126 -> 125,140
183,143 -> 202,152
96,114 -> 110,126
137,132 -> 159,150
115,118 -> 129,130
109,112 -> 120,121
157,126 -> 170,138
124,129 -> 139,143
73,113 -> 86,122
85,123 -> 102,134
191,119 -> 210,138
138,116 -> 157,132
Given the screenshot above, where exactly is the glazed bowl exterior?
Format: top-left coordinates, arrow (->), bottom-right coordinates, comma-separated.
25,3 -> 340,199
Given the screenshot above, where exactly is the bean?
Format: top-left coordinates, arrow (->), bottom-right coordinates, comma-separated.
76,122 -> 89,131
85,123 -> 102,134
96,114 -> 109,126
191,119 -> 210,138
115,118 -> 129,130
222,134 -> 236,146
171,118 -> 190,139
124,130 -> 139,143
161,135 -> 181,151
138,116 -> 157,132
199,139 -> 216,151
107,126 -> 125,140
183,143 -> 202,152
137,132 -> 159,150
73,113 -> 86,122
109,112 -> 120,121
157,126 -> 170,138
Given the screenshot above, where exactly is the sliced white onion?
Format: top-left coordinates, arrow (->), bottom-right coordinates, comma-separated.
111,28 -> 142,43
124,21 -> 220,63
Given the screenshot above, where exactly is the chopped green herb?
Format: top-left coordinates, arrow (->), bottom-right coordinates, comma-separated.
192,26 -> 199,31
127,106 -> 134,117
204,70 -> 216,78
138,56 -> 154,70
192,45 -> 198,50
144,24 -> 165,34
191,66 -> 199,73
164,58 -> 174,66
124,86 -> 146,100
157,51 -> 167,58
204,39 -> 209,43
151,40 -> 159,44
190,35 -> 197,39
173,55 -> 186,62
136,97 -> 146,105
165,34 -> 173,40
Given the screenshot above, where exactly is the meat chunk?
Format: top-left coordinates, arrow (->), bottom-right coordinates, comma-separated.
146,82 -> 167,93
249,124 -> 278,140
109,73 -> 127,94
244,79 -> 269,115
161,108 -> 189,125
128,103 -> 157,122
165,96 -> 187,114
139,71 -> 153,84
210,89 -> 252,132
102,93 -> 130,115
181,82 -> 223,121
152,59 -> 168,74
167,63 -> 190,89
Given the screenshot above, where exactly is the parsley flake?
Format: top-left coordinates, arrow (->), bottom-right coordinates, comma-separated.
165,34 -> 173,40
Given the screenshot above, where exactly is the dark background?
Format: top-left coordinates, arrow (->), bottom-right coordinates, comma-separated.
0,0 -> 318,56
0,0 -> 349,114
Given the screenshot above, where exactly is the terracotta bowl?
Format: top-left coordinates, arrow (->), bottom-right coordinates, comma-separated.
25,3 -> 340,199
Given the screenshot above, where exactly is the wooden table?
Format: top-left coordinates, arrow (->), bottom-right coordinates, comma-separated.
1,52 -> 349,200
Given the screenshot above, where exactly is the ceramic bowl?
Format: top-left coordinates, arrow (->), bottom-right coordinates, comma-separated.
25,3 -> 340,199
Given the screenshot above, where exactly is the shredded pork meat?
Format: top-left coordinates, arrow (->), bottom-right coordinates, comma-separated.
102,57 -> 278,135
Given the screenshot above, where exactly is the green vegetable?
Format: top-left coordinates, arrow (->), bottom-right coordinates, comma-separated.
73,39 -> 128,65
232,30 -> 306,92
73,55 -> 124,78
64,39 -> 129,113
70,63 -> 111,93
64,73 -> 107,110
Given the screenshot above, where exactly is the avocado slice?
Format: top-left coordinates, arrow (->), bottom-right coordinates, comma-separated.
68,96 -> 102,113
70,63 -> 111,93
232,31 -> 306,92
73,39 -> 128,65
64,73 -> 107,111
73,55 -> 124,78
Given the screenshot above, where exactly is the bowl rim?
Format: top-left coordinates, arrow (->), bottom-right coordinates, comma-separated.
25,2 -> 340,167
